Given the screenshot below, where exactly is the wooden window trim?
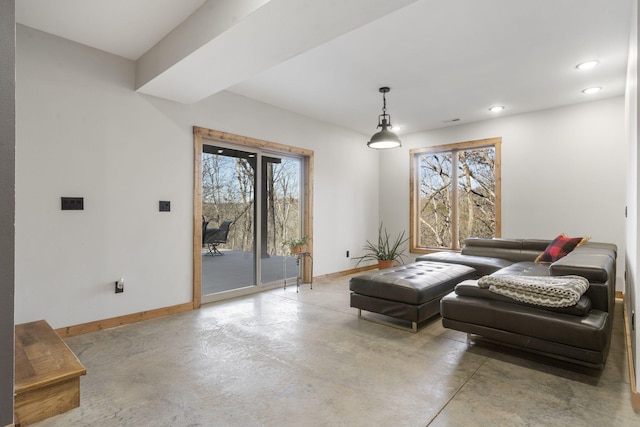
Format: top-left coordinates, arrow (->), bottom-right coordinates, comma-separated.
193,126 -> 314,308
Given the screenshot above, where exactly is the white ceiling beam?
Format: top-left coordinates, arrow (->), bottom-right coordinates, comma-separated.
135,0 -> 269,91
135,0 -> 418,104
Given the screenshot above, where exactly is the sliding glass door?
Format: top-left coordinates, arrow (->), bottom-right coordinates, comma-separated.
201,145 -> 256,295
200,143 -> 303,300
261,155 -> 302,285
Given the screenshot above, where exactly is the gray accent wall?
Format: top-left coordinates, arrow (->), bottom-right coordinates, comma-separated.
625,0 -> 639,388
0,0 -> 15,424
636,0 -> 640,386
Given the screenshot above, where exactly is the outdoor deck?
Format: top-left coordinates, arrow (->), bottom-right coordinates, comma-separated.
201,250 -> 299,295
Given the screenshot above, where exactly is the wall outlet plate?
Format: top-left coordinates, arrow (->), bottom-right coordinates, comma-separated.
61,197 -> 84,210
115,280 -> 124,294
159,201 -> 170,212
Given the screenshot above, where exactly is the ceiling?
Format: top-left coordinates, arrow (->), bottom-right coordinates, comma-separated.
16,0 -> 633,136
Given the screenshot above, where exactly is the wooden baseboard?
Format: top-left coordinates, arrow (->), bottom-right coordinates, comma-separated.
54,265 -> 392,338
313,265 -> 377,282
55,302 -> 194,338
55,267 -> 372,338
622,294 -> 640,412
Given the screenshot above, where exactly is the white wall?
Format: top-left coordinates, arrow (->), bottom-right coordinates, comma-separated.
16,22 -> 630,332
379,97 -> 627,291
15,25 -> 379,328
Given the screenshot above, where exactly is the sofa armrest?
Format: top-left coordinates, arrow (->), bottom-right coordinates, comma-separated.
549,244 -> 616,313
550,252 -> 614,282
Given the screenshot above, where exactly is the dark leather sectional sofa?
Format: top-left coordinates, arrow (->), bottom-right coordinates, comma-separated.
419,238 -> 617,369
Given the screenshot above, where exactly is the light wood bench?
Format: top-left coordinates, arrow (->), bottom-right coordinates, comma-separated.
14,320 -> 87,426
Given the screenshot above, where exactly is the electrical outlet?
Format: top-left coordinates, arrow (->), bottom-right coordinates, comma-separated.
115,278 -> 124,294
159,201 -> 171,212
346,250 -> 350,258
61,197 -> 84,210
633,311 -> 636,331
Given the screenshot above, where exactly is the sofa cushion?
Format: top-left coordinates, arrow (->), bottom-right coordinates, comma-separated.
440,292 -> 610,351
535,234 -> 589,263
349,261 -> 476,305
453,280 -> 592,316
490,262 -> 550,277
416,251 -> 512,277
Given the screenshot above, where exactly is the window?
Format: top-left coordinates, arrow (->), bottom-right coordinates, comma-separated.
410,137 -> 501,252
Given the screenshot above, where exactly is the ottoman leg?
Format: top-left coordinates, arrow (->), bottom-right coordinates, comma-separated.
356,308 -> 419,333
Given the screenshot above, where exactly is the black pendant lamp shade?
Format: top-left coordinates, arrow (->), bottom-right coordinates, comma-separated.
367,87 -> 401,149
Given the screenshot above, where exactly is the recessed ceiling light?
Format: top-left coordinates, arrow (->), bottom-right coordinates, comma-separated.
489,106 -> 505,113
576,60 -> 599,70
582,87 -> 602,95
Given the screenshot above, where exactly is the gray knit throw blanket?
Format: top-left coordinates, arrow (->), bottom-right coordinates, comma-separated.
477,275 -> 589,308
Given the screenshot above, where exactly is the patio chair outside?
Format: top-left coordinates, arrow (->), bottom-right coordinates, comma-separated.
203,219 -> 233,256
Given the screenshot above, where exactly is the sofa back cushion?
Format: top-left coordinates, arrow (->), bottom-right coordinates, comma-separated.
462,238 -> 550,263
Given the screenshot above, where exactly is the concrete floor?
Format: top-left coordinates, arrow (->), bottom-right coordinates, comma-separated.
40,275 -> 639,426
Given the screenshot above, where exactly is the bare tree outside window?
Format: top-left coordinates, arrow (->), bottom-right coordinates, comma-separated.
265,158 -> 301,255
202,152 -> 301,256
456,147 -> 496,246
418,152 -> 453,248
411,138 -> 501,251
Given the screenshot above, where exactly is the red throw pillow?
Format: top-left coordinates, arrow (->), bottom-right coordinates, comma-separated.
535,234 -> 589,263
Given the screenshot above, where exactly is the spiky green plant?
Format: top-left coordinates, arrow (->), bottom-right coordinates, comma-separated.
356,223 -> 408,266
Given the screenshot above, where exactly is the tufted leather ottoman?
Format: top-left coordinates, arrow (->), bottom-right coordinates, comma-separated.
349,261 -> 476,332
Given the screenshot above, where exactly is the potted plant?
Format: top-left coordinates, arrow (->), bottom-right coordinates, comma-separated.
356,223 -> 408,269
282,235 -> 309,255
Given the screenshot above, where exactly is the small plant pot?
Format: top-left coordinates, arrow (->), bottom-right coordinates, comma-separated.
378,260 -> 394,269
290,244 -> 308,254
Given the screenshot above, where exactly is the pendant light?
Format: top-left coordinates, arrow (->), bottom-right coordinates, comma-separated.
367,87 -> 401,149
